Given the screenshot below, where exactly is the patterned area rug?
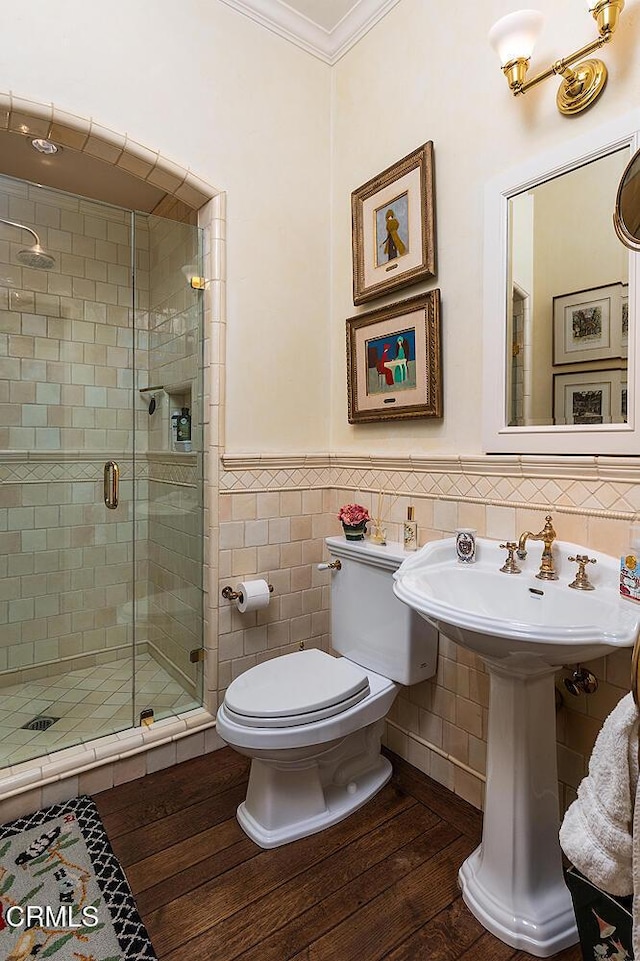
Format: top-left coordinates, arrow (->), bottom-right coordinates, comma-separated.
0,794 -> 157,961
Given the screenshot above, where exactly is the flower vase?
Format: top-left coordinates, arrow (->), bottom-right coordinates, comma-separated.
342,521 -> 366,541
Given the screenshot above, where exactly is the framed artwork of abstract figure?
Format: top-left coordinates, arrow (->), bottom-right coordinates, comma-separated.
346,291 -> 442,423
351,143 -> 436,305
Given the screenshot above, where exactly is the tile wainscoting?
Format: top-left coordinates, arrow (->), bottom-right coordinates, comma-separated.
219,451 -> 640,815
3,448 -> 637,820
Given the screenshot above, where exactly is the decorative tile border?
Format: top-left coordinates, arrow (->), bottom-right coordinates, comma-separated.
0,452 -> 205,488
147,453 -> 200,488
221,452 -> 640,518
0,452 -> 136,484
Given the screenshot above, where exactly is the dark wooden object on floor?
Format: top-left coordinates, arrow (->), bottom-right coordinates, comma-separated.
94,746 -> 583,961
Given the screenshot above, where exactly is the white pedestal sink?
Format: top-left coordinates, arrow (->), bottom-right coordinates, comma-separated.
393,537 -> 640,958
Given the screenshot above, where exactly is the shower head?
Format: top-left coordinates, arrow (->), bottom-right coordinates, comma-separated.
17,243 -> 56,270
0,218 -> 56,270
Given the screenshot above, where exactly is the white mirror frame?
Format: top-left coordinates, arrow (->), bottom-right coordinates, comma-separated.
483,111 -> 640,456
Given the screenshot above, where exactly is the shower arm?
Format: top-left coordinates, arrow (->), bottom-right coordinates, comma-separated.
0,217 -> 42,246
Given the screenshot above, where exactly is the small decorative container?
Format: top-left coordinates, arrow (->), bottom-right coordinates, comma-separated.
620,523 -> 640,601
403,506 -> 418,551
456,528 -> 477,563
341,521 -> 367,541
337,503 -> 370,542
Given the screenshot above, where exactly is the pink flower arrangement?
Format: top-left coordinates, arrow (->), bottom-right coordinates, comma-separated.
338,503 -> 370,527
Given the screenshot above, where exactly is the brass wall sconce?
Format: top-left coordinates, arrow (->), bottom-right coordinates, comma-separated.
489,1 -> 625,116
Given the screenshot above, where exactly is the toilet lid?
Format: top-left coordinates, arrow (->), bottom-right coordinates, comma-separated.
223,649 -> 370,728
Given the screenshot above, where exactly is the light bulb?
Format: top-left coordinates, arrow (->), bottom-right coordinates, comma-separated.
488,9 -> 544,65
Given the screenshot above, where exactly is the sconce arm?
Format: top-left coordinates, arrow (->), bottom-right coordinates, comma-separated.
516,34 -> 609,95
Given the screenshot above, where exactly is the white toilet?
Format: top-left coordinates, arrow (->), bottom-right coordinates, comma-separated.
216,535 -> 439,848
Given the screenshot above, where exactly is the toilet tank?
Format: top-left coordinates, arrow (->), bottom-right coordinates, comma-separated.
326,536 -> 438,686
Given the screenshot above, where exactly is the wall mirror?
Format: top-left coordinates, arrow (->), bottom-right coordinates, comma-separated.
483,112 -> 640,456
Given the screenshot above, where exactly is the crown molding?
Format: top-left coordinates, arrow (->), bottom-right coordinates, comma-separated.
217,0 -> 401,64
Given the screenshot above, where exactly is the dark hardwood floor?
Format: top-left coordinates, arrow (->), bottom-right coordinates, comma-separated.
94,746 -> 583,961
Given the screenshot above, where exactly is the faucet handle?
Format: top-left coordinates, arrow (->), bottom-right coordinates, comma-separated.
567,554 -> 597,591
499,542 -> 522,575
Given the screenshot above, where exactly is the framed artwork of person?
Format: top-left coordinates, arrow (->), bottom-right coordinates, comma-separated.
351,142 -> 436,305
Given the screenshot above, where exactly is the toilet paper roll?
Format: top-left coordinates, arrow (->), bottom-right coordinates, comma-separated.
235,579 -> 271,613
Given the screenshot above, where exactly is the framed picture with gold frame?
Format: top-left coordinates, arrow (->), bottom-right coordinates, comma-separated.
351,143 -> 436,306
346,291 -> 442,424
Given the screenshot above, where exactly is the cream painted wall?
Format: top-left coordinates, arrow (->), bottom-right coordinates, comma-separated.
0,0 -> 332,453
3,0 -> 638,457
330,0 -> 640,455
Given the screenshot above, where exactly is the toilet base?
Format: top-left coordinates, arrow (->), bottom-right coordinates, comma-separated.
235,720 -> 392,848
238,754 -> 392,848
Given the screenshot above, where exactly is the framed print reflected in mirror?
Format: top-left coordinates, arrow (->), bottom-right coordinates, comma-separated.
553,368 -> 626,425
553,283 -> 625,365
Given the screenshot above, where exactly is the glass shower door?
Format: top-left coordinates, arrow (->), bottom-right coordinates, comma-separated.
132,212 -> 204,725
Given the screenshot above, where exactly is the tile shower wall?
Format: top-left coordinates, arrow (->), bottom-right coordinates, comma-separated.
219,455 -> 639,817
0,176 -> 146,451
0,175 -> 148,680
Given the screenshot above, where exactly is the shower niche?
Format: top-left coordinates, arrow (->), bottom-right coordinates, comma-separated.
167,384 -> 193,453
144,384 -> 196,454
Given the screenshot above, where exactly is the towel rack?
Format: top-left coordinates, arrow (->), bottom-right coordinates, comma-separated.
632,634 -> 640,708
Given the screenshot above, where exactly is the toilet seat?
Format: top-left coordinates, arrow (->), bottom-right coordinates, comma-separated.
223,649 -> 370,728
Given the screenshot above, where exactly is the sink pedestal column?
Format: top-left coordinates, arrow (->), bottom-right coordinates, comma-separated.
458,656 -> 578,958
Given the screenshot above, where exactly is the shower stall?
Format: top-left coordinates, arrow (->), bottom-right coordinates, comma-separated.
0,172 -> 205,769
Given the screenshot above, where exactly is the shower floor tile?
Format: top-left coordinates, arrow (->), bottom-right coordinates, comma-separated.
0,653 -> 198,767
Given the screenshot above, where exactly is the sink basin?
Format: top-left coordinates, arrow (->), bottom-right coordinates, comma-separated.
393,537 -> 640,665
393,536 -> 640,957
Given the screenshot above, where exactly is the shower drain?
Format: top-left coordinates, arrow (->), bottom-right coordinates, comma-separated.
22,715 -> 60,732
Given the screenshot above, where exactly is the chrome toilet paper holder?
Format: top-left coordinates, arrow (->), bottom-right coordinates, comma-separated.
222,583 -> 274,603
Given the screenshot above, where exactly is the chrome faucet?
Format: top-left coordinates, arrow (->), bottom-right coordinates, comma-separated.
516,514 -> 558,581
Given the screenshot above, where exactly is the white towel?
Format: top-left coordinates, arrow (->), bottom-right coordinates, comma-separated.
559,691 -> 639,898
634,768 -> 640,961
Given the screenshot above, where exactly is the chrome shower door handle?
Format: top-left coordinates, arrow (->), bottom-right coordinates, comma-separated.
104,460 -> 119,510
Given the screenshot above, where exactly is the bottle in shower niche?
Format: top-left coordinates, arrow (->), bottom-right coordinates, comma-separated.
176,407 -> 192,452
171,409 -> 181,451
403,506 -> 418,551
